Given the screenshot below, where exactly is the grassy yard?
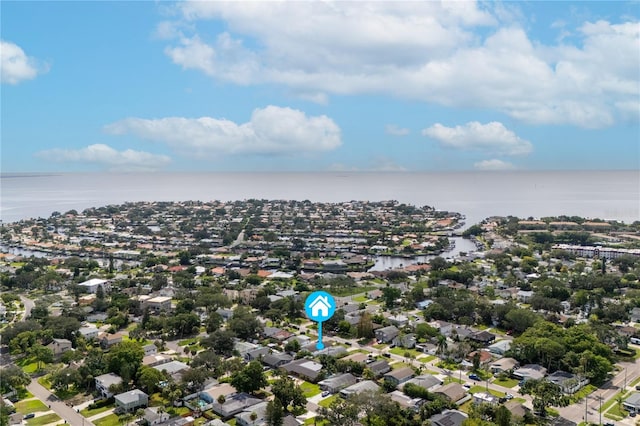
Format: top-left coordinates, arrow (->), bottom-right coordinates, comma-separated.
318,395 -> 338,408
178,338 -> 199,346
605,402 -> 628,420
14,399 -> 49,414
300,382 -> 321,398
304,417 -> 329,425
37,377 -> 51,390
17,357 -> 39,374
81,403 -> 114,417
419,355 -> 436,363
389,347 -> 422,358
352,296 -> 368,302
93,413 -> 121,426
492,377 -> 519,388
444,376 -> 465,385
26,413 -> 61,426
390,362 -> 412,370
568,384 -> 597,404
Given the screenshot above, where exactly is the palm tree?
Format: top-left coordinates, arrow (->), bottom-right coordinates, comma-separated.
436,334 -> 448,358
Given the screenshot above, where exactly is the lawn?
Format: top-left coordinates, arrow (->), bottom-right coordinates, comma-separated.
304,417 -> 329,425
444,376 -> 464,385
389,347 -> 422,358
492,377 -> 519,388
318,395 -> 338,408
26,413 -> 61,426
14,399 -> 49,414
419,355 -> 436,363
300,382 -> 321,398
352,296 -> 369,303
81,403 -> 114,417
178,338 -> 199,346
37,377 -> 51,390
390,362 -> 412,370
568,384 -> 597,404
93,413 -> 121,426
17,357 -> 39,374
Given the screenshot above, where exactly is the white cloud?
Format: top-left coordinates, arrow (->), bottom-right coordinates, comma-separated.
474,159 -> 516,171
1,40 -> 46,84
104,106 -> 342,156
35,144 -> 171,171
422,121 -> 533,155
161,2 -> 639,128
385,124 -> 410,136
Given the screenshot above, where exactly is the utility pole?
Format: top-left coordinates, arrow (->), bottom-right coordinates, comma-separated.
625,368 -> 628,392
585,393 -> 588,424
599,393 -> 603,425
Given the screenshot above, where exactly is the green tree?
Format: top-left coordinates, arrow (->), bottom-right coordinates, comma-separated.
107,341 -> 144,382
137,366 -> 166,394
520,379 -> 567,417
494,404 -> 512,426
357,312 -> 375,339
270,373 -> 307,413
30,344 -> 53,370
265,399 -> 284,426
231,361 -> 267,395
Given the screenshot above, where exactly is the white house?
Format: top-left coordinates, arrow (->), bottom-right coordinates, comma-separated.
95,373 -> 122,398
79,278 -> 110,294
78,325 -> 99,340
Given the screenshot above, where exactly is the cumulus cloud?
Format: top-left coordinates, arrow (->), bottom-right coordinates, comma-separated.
1,40 -> 46,84
422,121 -> 533,155
104,106 -> 341,156
385,124 -> 410,136
35,144 -> 171,171
474,159 -> 516,171
160,2 -> 639,128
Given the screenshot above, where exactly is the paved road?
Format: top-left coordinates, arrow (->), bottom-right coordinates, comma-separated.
558,358 -> 640,425
20,295 -> 35,321
27,379 -> 96,426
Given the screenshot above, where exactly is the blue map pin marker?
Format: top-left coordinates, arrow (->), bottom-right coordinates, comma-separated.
304,291 -> 336,350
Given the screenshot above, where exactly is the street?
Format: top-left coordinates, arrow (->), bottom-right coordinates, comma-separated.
26,379 -> 96,426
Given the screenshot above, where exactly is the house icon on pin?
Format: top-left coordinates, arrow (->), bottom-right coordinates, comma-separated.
309,295 -> 332,318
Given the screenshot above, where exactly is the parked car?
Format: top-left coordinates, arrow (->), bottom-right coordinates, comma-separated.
463,384 -> 471,389
468,373 -> 480,381
321,391 -> 330,397
505,394 -> 514,400
24,414 -> 35,419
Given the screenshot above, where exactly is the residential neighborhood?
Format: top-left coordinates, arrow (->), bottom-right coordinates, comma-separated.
1,200 -> 640,426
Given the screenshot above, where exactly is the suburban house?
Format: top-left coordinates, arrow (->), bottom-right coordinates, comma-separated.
152,360 -> 190,380
142,343 -> 157,356
262,352 -> 293,369
115,389 -> 148,413
99,332 -> 124,348
142,296 -> 172,313
142,354 -> 172,367
143,407 -> 171,425
473,392 -> 499,405
631,307 -> 640,323
393,333 -> 417,349
466,350 -> 492,367
624,392 -> 640,414
545,371 -> 589,394
513,364 -> 547,381
490,358 -> 519,375
47,338 -> 72,356
95,373 -> 122,398
211,393 -> 262,419
339,380 -> 380,398
318,373 -> 357,394
281,359 -> 324,382
78,278 -> 110,294
78,325 -> 99,340
429,409 -> 468,426
367,360 -> 392,377
434,383 -> 468,404
383,367 -> 415,387
403,375 -> 443,391
389,390 -> 424,412
235,401 -> 268,426
245,346 -> 270,362
468,331 -> 496,346
517,290 -> 534,303
487,340 -> 511,355
375,325 -> 400,343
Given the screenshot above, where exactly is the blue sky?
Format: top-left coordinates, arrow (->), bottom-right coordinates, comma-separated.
2,1 -> 638,172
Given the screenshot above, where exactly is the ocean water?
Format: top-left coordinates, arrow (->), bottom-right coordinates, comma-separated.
1,171 -> 638,225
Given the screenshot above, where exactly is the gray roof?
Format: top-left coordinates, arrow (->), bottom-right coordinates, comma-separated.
318,373 -> 357,390
263,352 -> 293,367
153,360 -> 189,375
340,380 -> 380,397
404,374 -> 442,390
625,392 -> 640,407
430,409 -> 468,426
95,373 -> 122,387
384,367 -> 414,381
281,359 -> 323,381
367,360 -> 391,375
115,389 -> 147,405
